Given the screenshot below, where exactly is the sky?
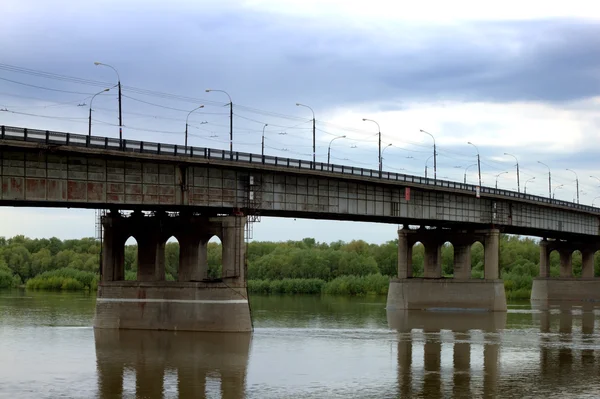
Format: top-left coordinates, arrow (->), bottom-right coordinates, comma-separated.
1,0 -> 600,243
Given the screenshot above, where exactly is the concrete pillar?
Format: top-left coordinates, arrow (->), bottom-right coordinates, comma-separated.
484,229 -> 499,280
101,213 -> 126,282
453,244 -> 472,280
581,248 -> 595,278
539,239 -> 550,278
559,249 -> 572,278
397,229 -> 411,278
424,242 -> 442,278
219,216 -> 246,284
137,230 -> 165,282
178,235 -> 203,282
453,340 -> 471,397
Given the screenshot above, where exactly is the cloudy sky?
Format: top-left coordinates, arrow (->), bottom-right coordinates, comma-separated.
1,0 -> 600,243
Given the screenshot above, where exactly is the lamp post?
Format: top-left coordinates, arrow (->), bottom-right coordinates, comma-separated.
566,168 -> 580,204
593,196 -> 600,207
362,118 -> 382,175
94,62 -> 122,142
467,141 -> 482,187
553,184 -> 564,199
425,155 -> 434,179
504,152 -> 520,193
296,103 -> 316,166
261,123 -> 269,157
420,129 -> 437,180
590,175 -> 600,186
185,105 -> 204,149
524,177 -> 535,194
494,171 -> 508,189
381,143 -> 392,169
88,88 -> 110,136
327,135 -> 346,164
206,89 -> 233,154
464,163 -> 478,184
537,161 -> 552,199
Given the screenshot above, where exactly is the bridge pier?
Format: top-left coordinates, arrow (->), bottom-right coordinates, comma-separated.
531,238 -> 600,302
94,211 -> 251,332
387,226 -> 507,311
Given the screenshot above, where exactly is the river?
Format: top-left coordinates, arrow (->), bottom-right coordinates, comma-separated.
0,290 -> 599,398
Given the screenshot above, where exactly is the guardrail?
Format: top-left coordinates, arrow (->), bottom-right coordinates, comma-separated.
1,125 -> 598,214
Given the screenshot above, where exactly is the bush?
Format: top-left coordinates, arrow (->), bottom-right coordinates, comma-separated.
248,274 -> 389,296
0,269 -> 16,288
25,267 -> 97,291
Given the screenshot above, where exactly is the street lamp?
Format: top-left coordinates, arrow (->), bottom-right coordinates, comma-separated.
537,161 -> 552,199
327,135 -> 346,164
185,105 -> 204,149
524,177 -> 535,194
88,88 -> 110,136
504,153 -> 520,193
296,103 -> 316,166
590,175 -> 600,186
94,62 -> 122,142
420,130 -> 437,180
425,154 -> 434,179
593,196 -> 600,207
467,142 -> 482,187
261,123 -> 269,157
553,184 -> 564,199
206,89 -> 233,154
363,118 -> 382,175
381,143 -> 392,169
566,168 -> 580,204
495,171 -> 508,189
464,163 -> 478,184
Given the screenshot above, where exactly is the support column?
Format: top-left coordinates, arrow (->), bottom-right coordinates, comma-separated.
397,228 -> 411,278
539,239 -> 550,278
581,248 -> 595,278
559,249 -> 572,278
101,212 -> 126,282
178,235 -> 204,282
453,244 -> 472,280
484,229 -> 499,280
424,242 -> 442,278
137,230 -> 165,282
219,216 -> 246,285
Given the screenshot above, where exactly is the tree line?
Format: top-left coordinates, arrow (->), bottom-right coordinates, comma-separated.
1,235 -> 598,298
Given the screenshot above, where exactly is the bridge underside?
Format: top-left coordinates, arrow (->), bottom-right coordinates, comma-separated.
94,211 -> 252,332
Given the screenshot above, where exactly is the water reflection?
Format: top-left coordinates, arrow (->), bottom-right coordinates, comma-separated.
94,329 -> 251,398
387,306 -> 600,398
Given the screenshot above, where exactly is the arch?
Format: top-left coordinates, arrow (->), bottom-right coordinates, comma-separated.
164,236 -> 180,281
571,250 -> 582,277
441,241 -> 454,277
470,241 -> 484,279
549,249 -> 560,277
207,235 -> 223,280
411,241 -> 424,277
123,236 -> 138,281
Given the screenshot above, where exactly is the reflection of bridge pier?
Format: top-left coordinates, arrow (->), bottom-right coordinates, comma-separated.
94,329 -> 251,398
94,211 -> 251,332
532,238 -> 600,302
389,310 -> 506,398
387,226 -> 507,312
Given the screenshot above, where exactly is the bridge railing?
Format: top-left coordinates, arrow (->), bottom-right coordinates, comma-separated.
1,125 -> 597,213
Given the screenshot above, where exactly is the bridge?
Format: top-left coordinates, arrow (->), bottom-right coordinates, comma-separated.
1,125 -> 599,331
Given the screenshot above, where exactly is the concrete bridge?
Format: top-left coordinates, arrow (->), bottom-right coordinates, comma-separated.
1,125 -> 600,331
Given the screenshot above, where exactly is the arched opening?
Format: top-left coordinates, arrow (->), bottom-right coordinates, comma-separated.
441,241 -> 454,277
470,241 -> 484,279
595,250 -> 600,277
411,242 -> 424,277
549,250 -> 560,277
572,250 -> 582,277
164,236 -> 180,281
207,235 -> 223,280
124,236 -> 138,281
